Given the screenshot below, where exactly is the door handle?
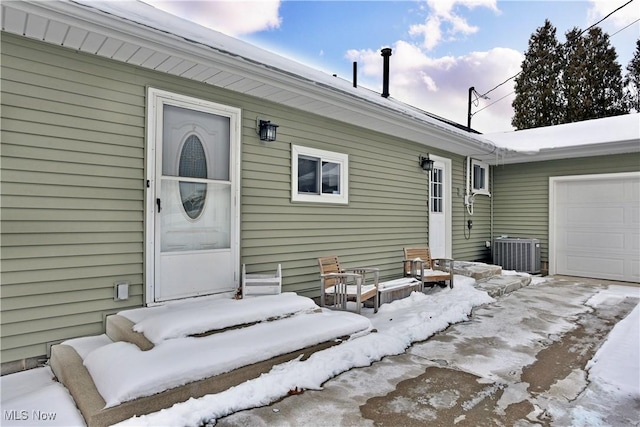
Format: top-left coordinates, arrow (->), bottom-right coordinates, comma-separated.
156,198 -> 162,213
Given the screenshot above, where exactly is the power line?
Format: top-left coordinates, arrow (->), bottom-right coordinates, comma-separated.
479,0 -> 636,99
467,87 -> 489,129
612,17 -> 640,37
473,91 -> 514,116
471,17 -> 639,117
467,0 -> 640,129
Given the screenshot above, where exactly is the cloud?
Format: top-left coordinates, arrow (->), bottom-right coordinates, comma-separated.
144,0 -> 281,36
347,41 -> 523,133
409,0 -> 499,50
587,0 -> 640,29
346,0 -> 523,133
409,16 -> 444,50
585,0 -> 639,67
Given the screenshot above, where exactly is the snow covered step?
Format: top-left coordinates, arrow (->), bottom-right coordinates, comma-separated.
106,292 -> 319,349
475,273 -> 532,297
106,315 -> 154,351
50,308 -> 371,427
453,261 -> 503,280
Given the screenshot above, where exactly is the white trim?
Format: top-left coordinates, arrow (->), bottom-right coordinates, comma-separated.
145,87 -> 241,305
291,145 -> 349,205
548,171 -> 640,276
489,141 -> 640,165
428,155 -> 453,259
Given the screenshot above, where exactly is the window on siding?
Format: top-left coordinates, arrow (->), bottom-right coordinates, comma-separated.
292,145 -> 348,204
430,167 -> 443,213
471,159 -> 490,195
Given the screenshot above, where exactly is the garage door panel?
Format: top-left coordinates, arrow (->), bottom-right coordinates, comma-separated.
566,231 -> 624,250
560,254 -> 625,279
631,259 -> 640,282
563,180 -> 625,203
564,207 -> 624,225
631,233 -> 640,252
626,179 -> 640,201
553,173 -> 640,283
631,206 -> 640,225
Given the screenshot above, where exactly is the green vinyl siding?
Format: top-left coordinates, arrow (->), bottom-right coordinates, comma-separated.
1,33 -> 486,363
451,159 -> 492,263
1,34 -> 146,363
241,120 -> 437,295
492,154 -> 640,267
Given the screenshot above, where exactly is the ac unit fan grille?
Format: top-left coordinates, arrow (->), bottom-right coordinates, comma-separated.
493,238 -> 541,274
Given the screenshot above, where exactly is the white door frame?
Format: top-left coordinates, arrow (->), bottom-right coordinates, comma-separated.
144,87 -> 241,305
548,171 -> 640,276
428,155 -> 452,259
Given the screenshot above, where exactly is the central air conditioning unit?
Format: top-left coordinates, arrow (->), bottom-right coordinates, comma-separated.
493,237 -> 541,274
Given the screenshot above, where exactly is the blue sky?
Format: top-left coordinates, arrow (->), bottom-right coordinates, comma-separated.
144,1 -> 639,133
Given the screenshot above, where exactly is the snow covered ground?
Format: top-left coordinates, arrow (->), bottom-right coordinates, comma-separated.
0,367 -> 85,426
1,276 -> 637,427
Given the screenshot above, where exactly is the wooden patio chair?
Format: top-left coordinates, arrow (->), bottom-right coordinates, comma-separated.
403,247 -> 454,289
318,255 -> 379,314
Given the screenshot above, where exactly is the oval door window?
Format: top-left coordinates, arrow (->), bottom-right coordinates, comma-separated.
178,134 -> 208,219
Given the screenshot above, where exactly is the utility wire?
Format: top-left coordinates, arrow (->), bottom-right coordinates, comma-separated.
612,17 -> 640,37
478,0 -> 636,99
473,92 -> 514,115
470,17 -> 640,117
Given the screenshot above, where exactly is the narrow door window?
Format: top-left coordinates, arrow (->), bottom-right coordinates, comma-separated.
431,167 -> 443,213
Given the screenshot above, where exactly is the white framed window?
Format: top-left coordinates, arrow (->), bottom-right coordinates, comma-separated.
430,167 -> 443,213
471,159 -> 490,195
292,145 -> 348,204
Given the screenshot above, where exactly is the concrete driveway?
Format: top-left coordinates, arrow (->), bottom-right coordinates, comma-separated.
216,276 -> 639,427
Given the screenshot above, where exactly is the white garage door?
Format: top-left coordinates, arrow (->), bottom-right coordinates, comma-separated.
551,172 -> 640,283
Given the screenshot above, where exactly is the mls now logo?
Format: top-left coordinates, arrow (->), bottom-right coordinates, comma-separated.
4,410 -> 29,421
4,410 -> 57,421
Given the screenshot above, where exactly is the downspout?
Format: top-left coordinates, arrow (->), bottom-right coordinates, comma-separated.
465,156 -> 474,216
465,156 -> 471,201
490,164 -> 494,257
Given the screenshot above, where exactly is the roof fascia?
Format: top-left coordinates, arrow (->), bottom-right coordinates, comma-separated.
493,139 -> 640,165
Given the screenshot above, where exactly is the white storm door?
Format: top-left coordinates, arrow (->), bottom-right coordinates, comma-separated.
428,156 -> 452,259
147,89 -> 240,302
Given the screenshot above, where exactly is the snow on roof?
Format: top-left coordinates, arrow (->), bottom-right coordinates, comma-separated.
485,113 -> 640,153
10,1 -> 636,162
64,0 -> 498,154
73,1 -> 638,161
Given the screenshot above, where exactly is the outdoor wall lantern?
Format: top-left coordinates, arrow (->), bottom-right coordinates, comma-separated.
419,154 -> 434,172
257,118 -> 279,142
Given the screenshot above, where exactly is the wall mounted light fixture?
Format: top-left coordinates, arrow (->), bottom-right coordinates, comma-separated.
257,119 -> 279,142
419,155 -> 434,172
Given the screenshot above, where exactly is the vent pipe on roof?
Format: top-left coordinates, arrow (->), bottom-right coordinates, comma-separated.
353,62 -> 357,88
381,47 -> 392,98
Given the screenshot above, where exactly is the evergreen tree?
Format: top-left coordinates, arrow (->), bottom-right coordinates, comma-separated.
562,27 -> 627,122
562,28 -> 588,123
624,39 -> 640,112
512,20 -> 564,130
